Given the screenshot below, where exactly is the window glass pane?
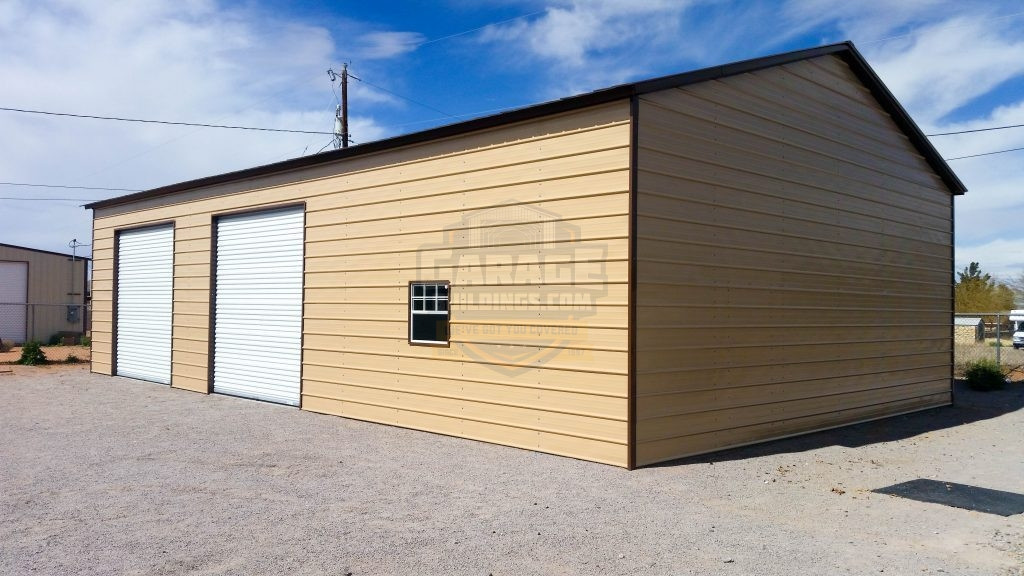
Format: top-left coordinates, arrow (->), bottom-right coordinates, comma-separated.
413,284 -> 424,296
412,314 -> 449,342
438,285 -> 449,297
432,315 -> 449,341
413,300 -> 424,311
426,285 -> 436,297
425,299 -> 436,311
437,300 -> 448,311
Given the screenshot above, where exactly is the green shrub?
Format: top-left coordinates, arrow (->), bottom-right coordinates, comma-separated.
964,359 -> 1006,391
81,336 -> 91,348
18,341 -> 47,365
65,354 -> 80,364
48,333 -> 63,346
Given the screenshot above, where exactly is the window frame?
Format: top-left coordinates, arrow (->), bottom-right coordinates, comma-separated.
408,280 -> 451,347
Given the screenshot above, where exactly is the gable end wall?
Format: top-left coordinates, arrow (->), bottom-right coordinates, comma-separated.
633,55 -> 954,465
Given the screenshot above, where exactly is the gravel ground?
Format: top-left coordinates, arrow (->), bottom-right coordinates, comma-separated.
1,366 -> 1022,575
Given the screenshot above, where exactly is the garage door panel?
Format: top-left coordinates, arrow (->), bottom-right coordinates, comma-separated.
213,207 -> 304,406
116,225 -> 173,384
0,261 -> 28,342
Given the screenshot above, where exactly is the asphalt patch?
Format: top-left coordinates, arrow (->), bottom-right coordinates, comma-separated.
874,479 -> 1024,517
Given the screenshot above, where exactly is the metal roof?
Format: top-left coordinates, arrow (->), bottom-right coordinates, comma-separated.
85,41 -> 966,211
0,242 -> 92,261
954,317 -> 984,326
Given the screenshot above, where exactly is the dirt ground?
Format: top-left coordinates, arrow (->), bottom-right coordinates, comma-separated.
1,365 -> 1022,575
0,345 -> 91,365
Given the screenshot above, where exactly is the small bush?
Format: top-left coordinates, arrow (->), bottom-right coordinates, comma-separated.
65,354 -> 80,364
48,333 -> 63,346
18,341 -> 47,365
81,336 -> 92,348
964,359 -> 1006,391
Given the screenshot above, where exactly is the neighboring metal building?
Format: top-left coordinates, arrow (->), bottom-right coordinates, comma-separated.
85,42 -> 964,468
953,317 -> 985,344
0,243 -> 89,344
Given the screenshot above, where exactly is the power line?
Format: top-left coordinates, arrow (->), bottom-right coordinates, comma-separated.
0,182 -> 141,192
928,123 -> 1024,136
408,9 -> 548,48
0,106 -> 333,135
350,73 -> 457,119
0,197 -> 93,201
2,141 -> 1020,200
859,10 -> 1024,45
946,146 -> 1024,161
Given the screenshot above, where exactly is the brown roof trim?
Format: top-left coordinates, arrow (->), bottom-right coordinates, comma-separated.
835,43 -> 966,194
0,242 -> 92,260
84,41 -> 964,211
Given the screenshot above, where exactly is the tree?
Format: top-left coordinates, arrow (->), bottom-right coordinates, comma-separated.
1003,271 -> 1024,307
955,262 -> 1015,313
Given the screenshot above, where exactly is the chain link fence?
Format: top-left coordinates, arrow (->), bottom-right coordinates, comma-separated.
954,311 -> 1024,377
0,302 -> 89,345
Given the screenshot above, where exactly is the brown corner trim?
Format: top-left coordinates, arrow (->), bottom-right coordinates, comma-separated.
627,95 -> 640,470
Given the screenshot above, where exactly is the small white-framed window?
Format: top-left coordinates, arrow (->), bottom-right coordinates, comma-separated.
409,281 -> 450,345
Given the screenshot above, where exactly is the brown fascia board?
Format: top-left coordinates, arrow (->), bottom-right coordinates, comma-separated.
0,242 -> 92,261
84,41 -> 964,211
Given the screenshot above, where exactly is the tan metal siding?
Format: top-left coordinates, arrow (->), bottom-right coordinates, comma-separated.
633,55 -> 954,466
0,245 -> 88,344
90,102 -> 631,466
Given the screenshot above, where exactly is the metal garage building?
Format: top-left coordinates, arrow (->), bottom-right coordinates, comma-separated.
86,43 -> 964,468
0,243 -> 89,344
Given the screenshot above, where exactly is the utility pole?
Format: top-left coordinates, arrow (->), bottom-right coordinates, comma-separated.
328,64 -> 357,150
341,63 -> 349,148
68,239 -> 89,332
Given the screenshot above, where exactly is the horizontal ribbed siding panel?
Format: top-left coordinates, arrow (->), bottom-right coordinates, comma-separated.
633,55 -> 953,466
636,393 -> 949,465
91,102 -> 631,466
91,105 -> 631,231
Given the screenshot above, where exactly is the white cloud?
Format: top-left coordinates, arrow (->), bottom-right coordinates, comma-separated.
867,18 -> 1024,124
355,31 -> 426,60
780,0 -> 951,42
0,0 -> 396,257
956,237 -> 1024,279
478,0 -> 697,93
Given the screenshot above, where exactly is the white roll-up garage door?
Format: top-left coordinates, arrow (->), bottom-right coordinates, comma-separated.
116,225 -> 174,384
213,207 -> 304,406
0,261 -> 28,342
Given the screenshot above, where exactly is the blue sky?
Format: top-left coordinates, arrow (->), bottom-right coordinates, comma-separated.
2,0 -> 1023,279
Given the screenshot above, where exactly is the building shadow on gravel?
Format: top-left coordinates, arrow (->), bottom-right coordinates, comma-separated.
651,380 -> 1024,468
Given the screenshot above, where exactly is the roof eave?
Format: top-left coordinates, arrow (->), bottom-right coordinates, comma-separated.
85,41 -> 965,211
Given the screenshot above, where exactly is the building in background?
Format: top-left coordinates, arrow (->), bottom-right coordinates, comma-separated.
0,243 -> 89,344
85,42 -> 963,468
953,317 -> 985,344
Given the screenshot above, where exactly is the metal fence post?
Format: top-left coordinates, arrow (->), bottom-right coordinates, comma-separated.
995,312 -> 1001,366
